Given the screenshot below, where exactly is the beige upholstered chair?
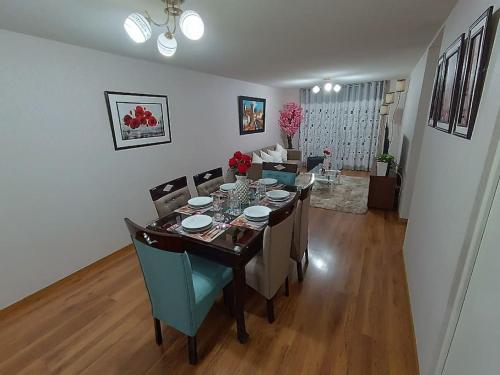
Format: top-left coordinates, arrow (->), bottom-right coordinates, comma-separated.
149,176 -> 191,217
245,194 -> 298,323
193,167 -> 225,196
291,182 -> 313,281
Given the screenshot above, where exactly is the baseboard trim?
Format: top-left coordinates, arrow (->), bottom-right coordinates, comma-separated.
0,244 -> 133,319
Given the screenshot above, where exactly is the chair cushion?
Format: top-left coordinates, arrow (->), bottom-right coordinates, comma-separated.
196,176 -> 225,196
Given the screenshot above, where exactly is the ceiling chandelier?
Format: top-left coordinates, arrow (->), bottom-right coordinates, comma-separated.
124,0 -> 204,57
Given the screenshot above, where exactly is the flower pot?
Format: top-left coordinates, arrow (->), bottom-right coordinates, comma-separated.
235,175 -> 250,204
376,161 -> 388,176
286,135 -> 293,149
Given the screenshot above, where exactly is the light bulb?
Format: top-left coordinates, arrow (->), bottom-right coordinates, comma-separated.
124,13 -> 152,43
333,84 -> 341,93
324,82 -> 333,92
312,85 -> 320,94
180,10 -> 204,40
157,33 -> 177,57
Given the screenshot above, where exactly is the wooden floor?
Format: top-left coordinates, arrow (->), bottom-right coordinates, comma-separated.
0,198 -> 419,374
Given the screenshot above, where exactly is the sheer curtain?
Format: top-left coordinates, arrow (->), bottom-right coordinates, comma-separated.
300,81 -> 385,171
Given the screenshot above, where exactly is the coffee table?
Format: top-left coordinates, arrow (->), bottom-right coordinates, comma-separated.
309,164 -> 342,189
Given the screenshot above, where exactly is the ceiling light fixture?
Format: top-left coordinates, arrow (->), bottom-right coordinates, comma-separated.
124,0 -> 204,57
324,81 -> 333,92
333,84 -> 342,93
312,85 -> 320,94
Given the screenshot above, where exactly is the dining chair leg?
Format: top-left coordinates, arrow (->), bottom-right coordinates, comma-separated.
154,318 -> 162,346
305,247 -> 309,265
296,260 -> 304,282
188,335 -> 198,365
266,297 -> 275,324
285,276 -> 290,297
223,281 -> 234,315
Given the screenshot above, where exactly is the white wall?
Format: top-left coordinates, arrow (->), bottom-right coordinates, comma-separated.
403,0 -> 500,374
0,30 -> 298,308
399,31 -> 443,219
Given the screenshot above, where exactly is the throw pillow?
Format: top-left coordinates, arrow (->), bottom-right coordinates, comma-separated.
276,143 -> 288,162
268,150 -> 283,163
260,150 -> 274,162
252,152 -> 263,164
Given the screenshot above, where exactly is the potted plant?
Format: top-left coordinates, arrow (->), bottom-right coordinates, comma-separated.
279,102 -> 303,149
376,153 -> 394,176
228,151 -> 252,203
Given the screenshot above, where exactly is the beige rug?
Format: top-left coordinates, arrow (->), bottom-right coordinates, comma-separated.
310,176 -> 369,214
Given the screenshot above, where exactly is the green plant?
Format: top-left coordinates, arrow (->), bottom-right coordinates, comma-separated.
377,153 -> 395,164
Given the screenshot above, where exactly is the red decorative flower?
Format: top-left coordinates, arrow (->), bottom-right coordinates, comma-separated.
135,106 -> 145,116
234,151 -> 243,159
130,118 -> 140,129
147,117 -> 157,126
144,110 -> 152,118
123,114 -> 132,126
229,157 -> 237,167
229,150 -> 252,176
237,164 -> 247,174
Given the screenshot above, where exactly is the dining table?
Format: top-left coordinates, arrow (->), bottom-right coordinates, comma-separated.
146,179 -> 308,344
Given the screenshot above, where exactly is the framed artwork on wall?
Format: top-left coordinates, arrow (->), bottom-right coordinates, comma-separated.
238,96 -> 266,135
453,7 -> 493,139
104,91 -> 171,150
428,55 -> 446,128
435,34 -> 465,133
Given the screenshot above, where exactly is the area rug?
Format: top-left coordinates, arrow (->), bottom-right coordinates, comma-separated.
310,176 -> 369,214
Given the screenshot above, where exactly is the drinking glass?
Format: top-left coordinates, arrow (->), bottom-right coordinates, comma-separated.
213,194 -> 223,223
257,180 -> 266,199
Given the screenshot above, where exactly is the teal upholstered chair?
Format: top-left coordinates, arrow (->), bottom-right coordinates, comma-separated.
262,162 -> 299,186
125,218 -> 233,364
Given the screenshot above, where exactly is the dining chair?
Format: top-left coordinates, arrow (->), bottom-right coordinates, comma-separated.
245,194 -> 299,323
193,167 -> 225,196
124,218 -> 234,364
262,162 -> 299,186
149,176 -> 191,217
291,181 -> 313,282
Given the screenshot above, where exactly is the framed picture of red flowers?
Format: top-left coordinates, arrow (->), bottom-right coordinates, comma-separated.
104,91 -> 171,150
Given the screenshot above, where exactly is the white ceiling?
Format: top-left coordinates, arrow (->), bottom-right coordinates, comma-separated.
0,0 -> 457,88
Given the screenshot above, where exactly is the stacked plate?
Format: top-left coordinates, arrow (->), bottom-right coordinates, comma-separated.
266,190 -> 290,202
259,178 -> 278,187
243,206 -> 271,222
182,215 -> 213,233
188,196 -> 213,209
220,183 -> 236,192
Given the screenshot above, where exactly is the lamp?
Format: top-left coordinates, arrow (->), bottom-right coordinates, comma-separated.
385,92 -> 395,104
312,85 -> 320,94
379,105 -> 389,115
324,81 -> 333,92
124,0 -> 204,57
333,84 -> 342,93
396,79 -> 406,92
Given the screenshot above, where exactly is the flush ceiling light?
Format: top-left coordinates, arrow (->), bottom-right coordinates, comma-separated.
324,81 -> 333,92
312,85 -> 320,94
124,0 -> 204,57
333,84 -> 342,93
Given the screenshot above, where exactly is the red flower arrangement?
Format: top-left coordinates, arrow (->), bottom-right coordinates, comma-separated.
229,151 -> 252,176
123,105 -> 158,129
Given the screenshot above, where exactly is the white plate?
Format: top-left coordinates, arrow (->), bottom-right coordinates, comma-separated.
184,223 -> 213,233
243,206 -> 271,220
266,190 -> 290,201
220,183 -> 236,192
181,215 -> 213,232
188,196 -> 213,207
259,178 -> 278,186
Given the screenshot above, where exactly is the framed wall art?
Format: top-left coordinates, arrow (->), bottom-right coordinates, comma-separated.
104,91 -> 171,150
428,54 -> 446,128
435,34 -> 465,133
238,96 -> 266,135
453,7 -> 493,139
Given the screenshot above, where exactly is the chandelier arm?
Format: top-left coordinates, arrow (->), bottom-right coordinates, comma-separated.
144,10 -> 168,27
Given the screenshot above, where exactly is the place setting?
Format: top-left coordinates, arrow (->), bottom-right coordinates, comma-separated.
168,214 -> 228,242
231,205 -> 271,230
260,189 -> 295,208
174,196 -> 213,215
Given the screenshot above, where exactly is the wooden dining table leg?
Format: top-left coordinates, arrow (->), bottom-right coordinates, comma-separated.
232,266 -> 249,344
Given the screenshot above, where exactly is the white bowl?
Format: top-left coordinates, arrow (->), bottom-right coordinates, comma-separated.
182,215 -> 213,232
188,196 -> 213,207
266,190 -> 290,201
220,183 -> 236,192
243,206 -> 271,221
259,178 -> 278,186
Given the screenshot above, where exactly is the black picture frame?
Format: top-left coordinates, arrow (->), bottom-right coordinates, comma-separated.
453,7 -> 493,139
238,96 -> 266,135
435,34 -> 465,133
428,54 -> 446,128
104,91 -> 172,150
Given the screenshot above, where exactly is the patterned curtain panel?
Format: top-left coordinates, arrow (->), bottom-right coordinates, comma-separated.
299,81 -> 385,171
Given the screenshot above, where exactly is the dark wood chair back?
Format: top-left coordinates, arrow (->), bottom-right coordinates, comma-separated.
149,176 -> 191,217
193,167 -> 225,196
262,162 -> 299,173
124,218 -> 184,253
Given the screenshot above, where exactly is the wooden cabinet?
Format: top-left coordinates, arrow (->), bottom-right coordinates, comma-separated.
368,175 -> 397,210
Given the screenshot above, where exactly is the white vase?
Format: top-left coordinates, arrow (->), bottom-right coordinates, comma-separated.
235,175 -> 250,205
376,161 -> 388,176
